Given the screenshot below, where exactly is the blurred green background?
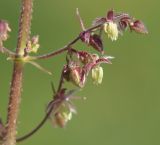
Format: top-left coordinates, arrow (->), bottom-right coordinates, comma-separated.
0,0 -> 159,145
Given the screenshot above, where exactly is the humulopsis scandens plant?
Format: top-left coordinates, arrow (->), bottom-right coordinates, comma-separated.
0,1 -> 147,144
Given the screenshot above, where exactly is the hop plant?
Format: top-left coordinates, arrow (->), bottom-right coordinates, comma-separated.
0,1 -> 148,145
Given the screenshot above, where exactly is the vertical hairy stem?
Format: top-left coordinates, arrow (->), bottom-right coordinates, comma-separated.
17,0 -> 33,56
3,63 -> 23,145
3,0 -> 33,145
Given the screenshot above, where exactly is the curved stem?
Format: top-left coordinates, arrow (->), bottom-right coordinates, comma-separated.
16,108 -> 52,142
57,67 -> 65,92
34,36 -> 80,60
32,24 -> 101,60
34,47 -> 68,60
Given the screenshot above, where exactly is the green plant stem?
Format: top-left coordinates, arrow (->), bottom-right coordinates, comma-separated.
3,0 -> 33,145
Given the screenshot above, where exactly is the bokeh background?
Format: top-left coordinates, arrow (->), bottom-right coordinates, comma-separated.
0,0 -> 159,145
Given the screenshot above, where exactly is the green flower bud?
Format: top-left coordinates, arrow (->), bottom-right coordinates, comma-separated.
30,35 -> 40,53
26,35 -> 40,53
104,22 -> 119,41
92,66 -> 103,85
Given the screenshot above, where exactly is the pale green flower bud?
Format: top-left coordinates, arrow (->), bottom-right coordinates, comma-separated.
30,35 -> 40,53
104,22 -> 119,41
26,35 -> 40,53
92,66 -> 103,85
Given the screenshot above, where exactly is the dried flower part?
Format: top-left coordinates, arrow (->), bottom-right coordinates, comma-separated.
92,17 -> 106,26
104,22 -> 119,41
89,34 -> 103,53
0,20 -> 11,41
80,32 -> 103,53
92,66 -> 103,85
26,35 -> 40,53
77,51 -> 93,64
83,54 -> 113,75
118,20 -> 128,33
70,66 -> 81,87
80,31 -> 91,44
47,89 -> 78,128
53,103 -> 73,128
106,10 -> 114,21
129,20 -> 148,34
68,63 -> 86,88
54,112 -> 68,128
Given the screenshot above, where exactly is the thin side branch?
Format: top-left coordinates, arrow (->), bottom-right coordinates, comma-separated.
76,8 -> 85,30
16,108 -> 53,142
31,24 -> 101,60
0,46 -> 15,57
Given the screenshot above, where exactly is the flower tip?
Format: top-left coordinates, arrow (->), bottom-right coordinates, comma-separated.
106,9 -> 114,21
130,20 -> 148,34
105,56 -> 115,60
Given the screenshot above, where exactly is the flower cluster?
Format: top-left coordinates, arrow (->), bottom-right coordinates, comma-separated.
92,10 -> 148,41
63,49 -> 113,87
47,89 -> 78,128
45,9 -> 147,128
46,49 -> 113,127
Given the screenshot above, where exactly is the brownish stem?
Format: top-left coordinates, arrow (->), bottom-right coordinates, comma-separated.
3,0 -> 33,145
3,63 -> 23,145
16,0 -> 33,56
